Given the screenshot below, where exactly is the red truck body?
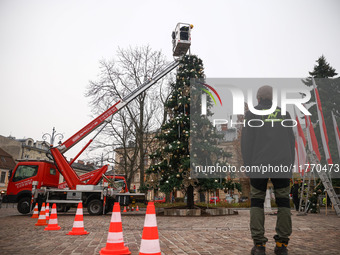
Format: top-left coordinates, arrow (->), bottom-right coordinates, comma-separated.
6,161 -> 59,203
4,160 -> 138,215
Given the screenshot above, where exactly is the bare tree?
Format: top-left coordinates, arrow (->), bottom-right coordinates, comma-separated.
86,45 -> 172,190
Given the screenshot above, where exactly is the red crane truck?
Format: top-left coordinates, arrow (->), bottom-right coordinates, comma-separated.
3,23 -> 193,215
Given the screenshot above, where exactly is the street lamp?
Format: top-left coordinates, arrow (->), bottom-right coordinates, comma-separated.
42,127 -> 64,146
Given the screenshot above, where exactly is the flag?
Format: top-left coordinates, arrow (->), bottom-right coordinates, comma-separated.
313,78 -> 333,164
304,114 -> 321,161
294,108 -> 307,175
331,111 -> 340,159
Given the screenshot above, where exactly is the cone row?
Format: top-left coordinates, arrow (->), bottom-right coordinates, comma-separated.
31,203 -> 39,218
35,202 -> 48,226
67,202 -> 89,235
44,203 -> 61,231
32,201 -> 161,254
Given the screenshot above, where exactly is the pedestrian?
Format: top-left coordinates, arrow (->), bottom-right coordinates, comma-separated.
290,180 -> 300,211
241,86 -> 295,255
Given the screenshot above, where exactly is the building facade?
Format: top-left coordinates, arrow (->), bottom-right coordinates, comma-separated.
0,148 -> 16,193
0,135 -> 50,161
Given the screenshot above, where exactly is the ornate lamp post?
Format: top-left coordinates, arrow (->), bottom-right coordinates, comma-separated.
42,127 -> 64,146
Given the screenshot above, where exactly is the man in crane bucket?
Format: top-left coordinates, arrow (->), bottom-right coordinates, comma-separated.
241,86 -> 295,255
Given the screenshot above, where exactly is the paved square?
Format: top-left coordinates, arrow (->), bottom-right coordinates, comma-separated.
0,207 -> 339,254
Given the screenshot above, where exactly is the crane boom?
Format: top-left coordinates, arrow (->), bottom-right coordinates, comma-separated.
57,59 -> 180,154
49,22 -> 192,190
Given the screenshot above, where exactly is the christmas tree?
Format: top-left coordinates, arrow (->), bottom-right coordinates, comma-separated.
147,55 -> 232,209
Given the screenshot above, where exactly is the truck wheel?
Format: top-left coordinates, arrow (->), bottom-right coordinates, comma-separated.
17,197 -> 31,214
87,199 -> 103,215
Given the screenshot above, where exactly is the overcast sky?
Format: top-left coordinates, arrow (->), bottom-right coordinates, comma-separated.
0,0 -> 339,159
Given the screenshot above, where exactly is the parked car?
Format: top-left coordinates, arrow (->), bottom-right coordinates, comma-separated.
154,197 -> 166,203
209,196 -> 221,203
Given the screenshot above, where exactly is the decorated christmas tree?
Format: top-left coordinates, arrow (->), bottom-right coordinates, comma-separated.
147,55 -> 233,209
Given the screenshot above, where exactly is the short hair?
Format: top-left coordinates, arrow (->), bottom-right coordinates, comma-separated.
257,85 -> 273,101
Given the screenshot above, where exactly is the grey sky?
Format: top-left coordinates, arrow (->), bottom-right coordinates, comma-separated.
0,0 -> 339,159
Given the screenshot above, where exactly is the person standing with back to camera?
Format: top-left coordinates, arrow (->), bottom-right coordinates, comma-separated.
241,85 -> 295,255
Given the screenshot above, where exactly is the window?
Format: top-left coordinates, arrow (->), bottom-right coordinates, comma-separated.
12,165 -> 38,182
0,172 -> 6,183
114,179 -> 125,190
1,156 -> 6,163
50,169 -> 56,175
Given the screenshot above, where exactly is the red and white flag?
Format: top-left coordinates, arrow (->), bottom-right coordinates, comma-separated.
304,114 -> 321,161
313,78 -> 333,164
294,108 -> 307,175
332,111 -> 340,159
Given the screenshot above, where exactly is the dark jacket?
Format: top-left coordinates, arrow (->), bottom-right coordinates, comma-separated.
241,100 -> 295,168
290,183 -> 300,198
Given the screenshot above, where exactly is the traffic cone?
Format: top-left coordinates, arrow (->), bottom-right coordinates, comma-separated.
44,204 -> 61,231
139,202 -> 161,255
136,206 -> 139,212
67,202 -> 89,235
131,206 -> 134,212
99,202 -> 131,255
35,202 -> 48,226
127,206 -> 130,212
123,206 -> 127,212
31,203 -> 39,218
46,203 -> 50,221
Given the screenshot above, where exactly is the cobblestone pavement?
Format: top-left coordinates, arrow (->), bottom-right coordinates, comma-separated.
0,207 -> 339,255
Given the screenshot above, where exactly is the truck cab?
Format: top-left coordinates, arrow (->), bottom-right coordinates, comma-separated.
5,160 -> 59,214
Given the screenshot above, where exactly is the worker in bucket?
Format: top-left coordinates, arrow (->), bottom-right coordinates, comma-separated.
241,85 -> 295,255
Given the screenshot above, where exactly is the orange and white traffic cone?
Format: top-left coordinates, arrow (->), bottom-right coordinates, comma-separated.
31,203 -> 39,218
45,203 -> 50,221
99,202 -> 131,255
139,202 -> 161,255
67,202 -> 89,235
35,202 -> 48,226
123,206 -> 127,213
136,205 -> 139,212
44,204 -> 61,231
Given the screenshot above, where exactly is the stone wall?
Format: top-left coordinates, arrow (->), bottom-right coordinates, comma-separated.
0,135 -> 22,161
